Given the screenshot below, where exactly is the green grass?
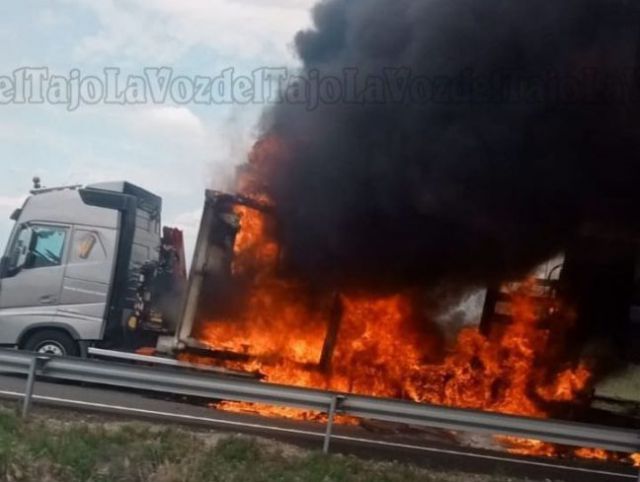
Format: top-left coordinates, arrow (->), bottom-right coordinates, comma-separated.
0,406 -> 551,482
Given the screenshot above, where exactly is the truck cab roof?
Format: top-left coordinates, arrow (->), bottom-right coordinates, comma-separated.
21,181 -> 162,229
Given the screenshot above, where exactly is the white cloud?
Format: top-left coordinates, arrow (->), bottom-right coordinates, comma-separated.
63,0 -> 316,64
0,0 -> 319,256
170,207 -> 202,230
0,102 -> 242,199
36,8 -> 72,28
0,196 -> 26,209
123,106 -> 207,145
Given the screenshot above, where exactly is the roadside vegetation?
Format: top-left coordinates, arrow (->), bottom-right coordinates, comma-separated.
0,406 -> 558,482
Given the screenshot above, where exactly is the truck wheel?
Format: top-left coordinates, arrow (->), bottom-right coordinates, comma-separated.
23,330 -> 79,357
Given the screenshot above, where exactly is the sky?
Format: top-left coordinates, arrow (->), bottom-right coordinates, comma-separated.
0,0 -> 316,259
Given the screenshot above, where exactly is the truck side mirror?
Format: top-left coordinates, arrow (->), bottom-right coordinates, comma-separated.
0,254 -> 24,278
4,225 -> 34,277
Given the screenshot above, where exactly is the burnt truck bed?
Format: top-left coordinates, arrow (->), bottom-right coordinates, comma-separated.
154,190 -> 346,377
156,189 -> 640,419
157,191 -> 258,354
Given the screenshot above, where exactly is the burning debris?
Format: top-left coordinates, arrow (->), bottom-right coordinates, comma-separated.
181,198 -> 634,463
189,204 -> 591,418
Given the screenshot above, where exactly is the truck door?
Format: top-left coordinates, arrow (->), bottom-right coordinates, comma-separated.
58,227 -> 117,337
0,224 -> 69,344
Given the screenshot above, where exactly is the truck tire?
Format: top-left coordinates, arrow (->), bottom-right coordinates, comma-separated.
23,330 -> 79,357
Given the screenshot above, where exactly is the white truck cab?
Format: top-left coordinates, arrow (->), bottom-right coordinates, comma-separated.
0,181 -> 176,356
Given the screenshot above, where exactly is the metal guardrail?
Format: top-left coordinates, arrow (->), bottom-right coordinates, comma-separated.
87,347 -> 256,378
1,348 -> 640,466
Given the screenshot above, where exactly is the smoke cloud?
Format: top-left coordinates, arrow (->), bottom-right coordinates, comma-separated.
248,0 -> 640,292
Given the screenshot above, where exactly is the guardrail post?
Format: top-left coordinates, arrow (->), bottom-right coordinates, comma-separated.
22,355 -> 50,418
323,395 -> 344,454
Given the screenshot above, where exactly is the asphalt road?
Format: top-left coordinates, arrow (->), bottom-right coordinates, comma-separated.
0,373 -> 637,482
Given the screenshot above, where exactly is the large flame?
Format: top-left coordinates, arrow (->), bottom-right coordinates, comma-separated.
184,139 -> 638,464
195,205 -> 590,413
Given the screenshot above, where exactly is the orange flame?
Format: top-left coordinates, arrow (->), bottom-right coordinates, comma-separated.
183,137 -> 627,464
191,205 -> 592,417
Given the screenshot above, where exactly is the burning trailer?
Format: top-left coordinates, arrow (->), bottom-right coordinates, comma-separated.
164,0 -> 640,435
157,191 -> 358,381
157,0 -> 640,430
145,187 -> 639,432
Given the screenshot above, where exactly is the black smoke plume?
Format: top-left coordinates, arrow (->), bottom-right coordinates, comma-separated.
248,0 -> 640,293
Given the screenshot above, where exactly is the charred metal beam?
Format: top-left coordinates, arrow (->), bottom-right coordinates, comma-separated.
206,190 -> 274,214
319,293 -> 343,373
